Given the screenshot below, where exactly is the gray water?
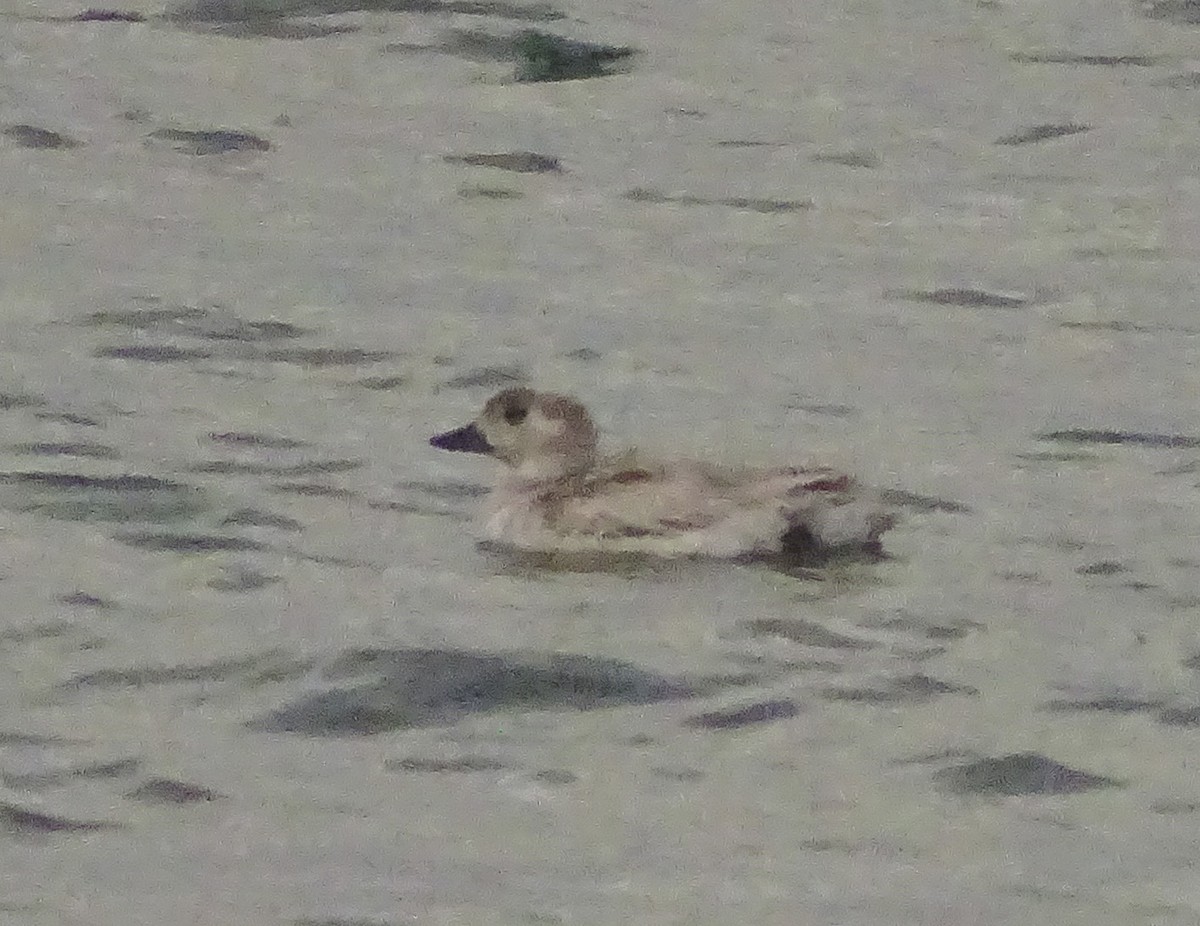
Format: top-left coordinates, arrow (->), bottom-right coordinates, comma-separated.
3,0 -> 1200,923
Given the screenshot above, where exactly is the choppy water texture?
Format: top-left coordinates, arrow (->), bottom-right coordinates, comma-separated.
3,0 -> 1200,923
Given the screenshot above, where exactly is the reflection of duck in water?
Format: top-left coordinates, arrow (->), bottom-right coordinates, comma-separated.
431,388 -> 894,560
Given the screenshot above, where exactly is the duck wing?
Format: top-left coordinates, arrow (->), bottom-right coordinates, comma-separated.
550,463 -> 730,538
521,452 -> 892,557
544,460 -> 855,555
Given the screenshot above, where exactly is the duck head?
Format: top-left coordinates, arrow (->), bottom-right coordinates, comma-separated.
431,388 -> 599,479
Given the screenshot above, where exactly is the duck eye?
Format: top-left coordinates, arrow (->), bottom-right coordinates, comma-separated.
503,405 -> 528,425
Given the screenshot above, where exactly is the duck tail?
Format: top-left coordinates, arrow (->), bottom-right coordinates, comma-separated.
782,487 -> 896,556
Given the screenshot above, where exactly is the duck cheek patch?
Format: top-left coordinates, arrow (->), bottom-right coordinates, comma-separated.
430,424 -> 495,455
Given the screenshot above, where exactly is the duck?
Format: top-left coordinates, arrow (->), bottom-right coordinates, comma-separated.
430,388 -> 894,560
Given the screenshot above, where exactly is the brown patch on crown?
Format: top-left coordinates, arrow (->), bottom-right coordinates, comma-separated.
486,387 -> 536,423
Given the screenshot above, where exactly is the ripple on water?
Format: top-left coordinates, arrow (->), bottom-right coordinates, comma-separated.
385,756 -> 506,773
0,392 -> 45,410
208,432 -> 308,450
933,753 -> 1122,795
1037,429 -> 1200,449
0,802 -> 119,835
190,459 -> 362,477
995,124 -> 1091,146
207,563 -> 281,592
444,151 -> 562,173
169,0 -> 563,41
114,532 -> 269,553
1009,51 -> 1159,67
683,699 -> 801,730
821,674 -> 979,704
10,442 -> 118,459
353,374 -> 408,391
403,28 -> 635,82
624,187 -> 812,213
3,758 -> 142,790
1143,0 -> 1200,24
58,650 -> 314,692
444,365 -> 528,389
269,482 -> 356,498
1158,706 -> 1200,727
743,617 -> 877,650
2,124 -> 81,149
58,591 -> 115,609
1042,695 -> 1165,715
249,347 -> 394,367
0,472 -> 206,522
220,508 -> 304,532
250,647 -> 744,735
32,410 -> 103,427
81,304 -> 392,370
889,287 -> 1031,308
147,127 -> 270,155
93,345 -> 214,363
124,778 -> 225,804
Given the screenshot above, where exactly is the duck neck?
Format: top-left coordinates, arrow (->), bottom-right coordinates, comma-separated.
506,452 -> 595,488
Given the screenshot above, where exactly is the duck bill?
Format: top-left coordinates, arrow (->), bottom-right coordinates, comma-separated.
430,422 -> 495,455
